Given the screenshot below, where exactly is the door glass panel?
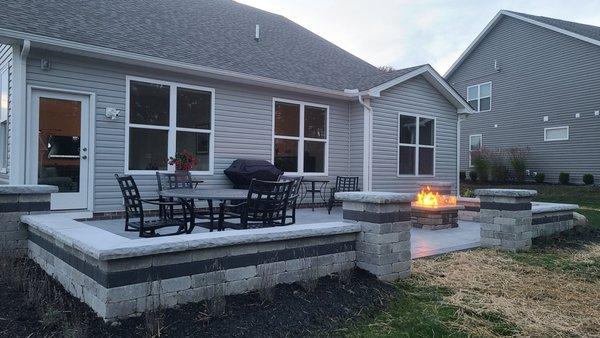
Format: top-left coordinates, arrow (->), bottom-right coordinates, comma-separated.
38,98 -> 81,193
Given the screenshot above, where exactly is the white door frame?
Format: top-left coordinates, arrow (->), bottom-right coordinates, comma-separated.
26,85 -> 96,211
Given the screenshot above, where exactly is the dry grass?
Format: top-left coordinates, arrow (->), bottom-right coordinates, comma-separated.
413,247 -> 600,337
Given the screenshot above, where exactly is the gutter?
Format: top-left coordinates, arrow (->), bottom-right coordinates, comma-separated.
345,89 -> 373,191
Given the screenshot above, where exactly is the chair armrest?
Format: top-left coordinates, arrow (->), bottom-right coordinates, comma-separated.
141,199 -> 185,207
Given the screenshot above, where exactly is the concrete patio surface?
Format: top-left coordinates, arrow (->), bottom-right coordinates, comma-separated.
85,207 -> 481,258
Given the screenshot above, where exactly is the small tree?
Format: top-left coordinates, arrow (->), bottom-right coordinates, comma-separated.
559,172 -> 570,185
471,150 -> 489,183
487,148 -> 508,183
583,174 -> 594,185
508,147 -> 529,183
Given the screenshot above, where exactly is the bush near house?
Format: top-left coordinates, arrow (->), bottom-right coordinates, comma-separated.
469,171 -> 478,182
583,174 -> 594,185
471,150 -> 489,183
508,147 -> 530,183
559,172 -> 570,185
487,148 -> 509,183
459,171 -> 466,181
535,172 -> 545,184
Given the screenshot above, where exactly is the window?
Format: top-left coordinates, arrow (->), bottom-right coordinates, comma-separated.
467,82 -> 491,112
544,126 -> 569,141
126,77 -> 214,174
0,67 -> 8,171
398,114 -> 435,176
469,134 -> 482,167
273,99 -> 328,175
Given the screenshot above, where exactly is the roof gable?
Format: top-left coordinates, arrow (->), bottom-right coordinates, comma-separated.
445,10 -> 600,78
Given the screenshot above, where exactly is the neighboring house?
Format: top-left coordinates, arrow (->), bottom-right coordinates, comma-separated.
446,10 -> 600,183
0,0 -> 471,212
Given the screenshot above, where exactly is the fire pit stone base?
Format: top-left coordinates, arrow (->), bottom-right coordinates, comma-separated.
411,205 -> 463,230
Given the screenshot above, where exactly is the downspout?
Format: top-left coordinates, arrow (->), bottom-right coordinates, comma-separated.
9,39 -> 30,184
358,94 -> 373,191
456,113 -> 468,197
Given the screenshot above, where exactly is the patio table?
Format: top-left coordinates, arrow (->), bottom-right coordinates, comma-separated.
159,188 -> 249,232
300,179 -> 330,211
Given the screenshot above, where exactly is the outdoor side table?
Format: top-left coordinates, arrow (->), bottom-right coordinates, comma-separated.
300,179 -> 330,211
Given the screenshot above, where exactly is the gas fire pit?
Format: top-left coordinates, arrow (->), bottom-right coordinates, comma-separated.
411,185 -> 463,230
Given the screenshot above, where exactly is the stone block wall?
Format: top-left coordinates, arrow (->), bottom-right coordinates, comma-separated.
0,185 -> 57,254
27,224 -> 357,320
337,192 -> 414,282
476,189 -> 536,252
457,197 -> 480,222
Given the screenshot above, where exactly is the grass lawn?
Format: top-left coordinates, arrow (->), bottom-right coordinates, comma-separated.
346,183 -> 600,337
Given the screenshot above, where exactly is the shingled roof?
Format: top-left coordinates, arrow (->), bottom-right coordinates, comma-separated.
506,11 -> 600,42
0,0 -> 418,91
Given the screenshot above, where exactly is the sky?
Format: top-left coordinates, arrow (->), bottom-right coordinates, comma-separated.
235,0 -> 600,74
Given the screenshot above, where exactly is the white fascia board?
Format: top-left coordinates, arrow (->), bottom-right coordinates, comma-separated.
444,10 -> 600,78
367,65 -> 474,115
0,28 -> 355,100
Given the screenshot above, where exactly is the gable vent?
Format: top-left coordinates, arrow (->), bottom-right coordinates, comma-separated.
255,24 -> 260,41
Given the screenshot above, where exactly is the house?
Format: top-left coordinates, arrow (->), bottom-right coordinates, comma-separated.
446,10 -> 600,183
0,0 -> 471,213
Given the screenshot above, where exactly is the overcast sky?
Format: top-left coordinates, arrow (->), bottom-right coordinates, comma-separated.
235,0 -> 600,74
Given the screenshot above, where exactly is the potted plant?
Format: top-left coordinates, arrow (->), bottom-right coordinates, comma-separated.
168,149 -> 198,173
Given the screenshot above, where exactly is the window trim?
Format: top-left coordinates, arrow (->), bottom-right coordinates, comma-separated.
544,126 -> 569,142
469,134 -> 483,168
0,65 -> 8,173
466,82 -> 492,112
396,112 -> 436,177
124,76 -> 215,175
271,97 -> 329,176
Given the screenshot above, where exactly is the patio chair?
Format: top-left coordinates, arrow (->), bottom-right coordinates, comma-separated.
218,179 -> 294,230
327,176 -> 360,214
156,172 -> 214,230
115,174 -> 191,237
279,176 -> 303,225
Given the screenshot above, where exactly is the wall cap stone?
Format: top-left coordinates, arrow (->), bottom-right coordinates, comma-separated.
336,192 -> 415,204
21,214 -> 361,260
474,189 -> 537,197
532,202 -> 578,214
418,181 -> 452,188
0,185 -> 58,195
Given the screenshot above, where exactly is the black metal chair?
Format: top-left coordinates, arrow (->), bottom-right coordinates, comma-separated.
218,179 -> 294,230
156,172 -> 214,231
279,176 -> 303,225
115,174 -> 191,237
327,176 -> 360,214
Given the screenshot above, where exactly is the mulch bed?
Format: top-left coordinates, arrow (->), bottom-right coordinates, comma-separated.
0,257 -> 397,337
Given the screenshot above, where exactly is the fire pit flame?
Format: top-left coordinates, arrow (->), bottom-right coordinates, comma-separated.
414,186 -> 457,208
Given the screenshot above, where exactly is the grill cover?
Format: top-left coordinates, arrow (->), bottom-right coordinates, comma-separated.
224,159 -> 283,189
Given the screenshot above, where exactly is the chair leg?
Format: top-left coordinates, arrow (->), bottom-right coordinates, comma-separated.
217,202 -> 225,232
327,197 -> 334,214
208,200 -> 214,230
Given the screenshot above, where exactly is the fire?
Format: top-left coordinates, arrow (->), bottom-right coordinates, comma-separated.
414,186 -> 457,208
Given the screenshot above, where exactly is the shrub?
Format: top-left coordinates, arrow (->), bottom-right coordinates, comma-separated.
469,170 -> 478,182
534,172 -> 545,183
583,173 -> 594,185
462,188 -> 475,198
486,148 -> 508,183
508,147 -> 529,183
459,171 -> 466,181
471,150 -> 489,183
559,172 -> 570,185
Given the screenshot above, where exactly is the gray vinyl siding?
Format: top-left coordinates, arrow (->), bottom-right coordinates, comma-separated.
349,100 -> 363,184
0,44 -> 12,184
448,16 -> 600,184
26,49 -> 351,212
370,75 -> 458,194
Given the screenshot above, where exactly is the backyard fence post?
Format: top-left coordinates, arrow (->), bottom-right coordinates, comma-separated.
0,185 -> 57,255
475,189 -> 537,252
336,191 -> 414,282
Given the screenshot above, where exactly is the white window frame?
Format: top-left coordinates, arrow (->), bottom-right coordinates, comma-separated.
125,76 -> 215,175
397,112 -> 436,177
544,126 -> 569,142
466,82 -> 492,112
0,65 -> 8,173
469,134 -> 483,168
271,97 -> 329,176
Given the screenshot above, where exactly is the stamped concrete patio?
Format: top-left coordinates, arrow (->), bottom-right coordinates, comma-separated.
85,207 -> 481,259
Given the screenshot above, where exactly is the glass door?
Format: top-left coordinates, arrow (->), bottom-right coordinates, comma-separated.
30,90 -> 90,210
